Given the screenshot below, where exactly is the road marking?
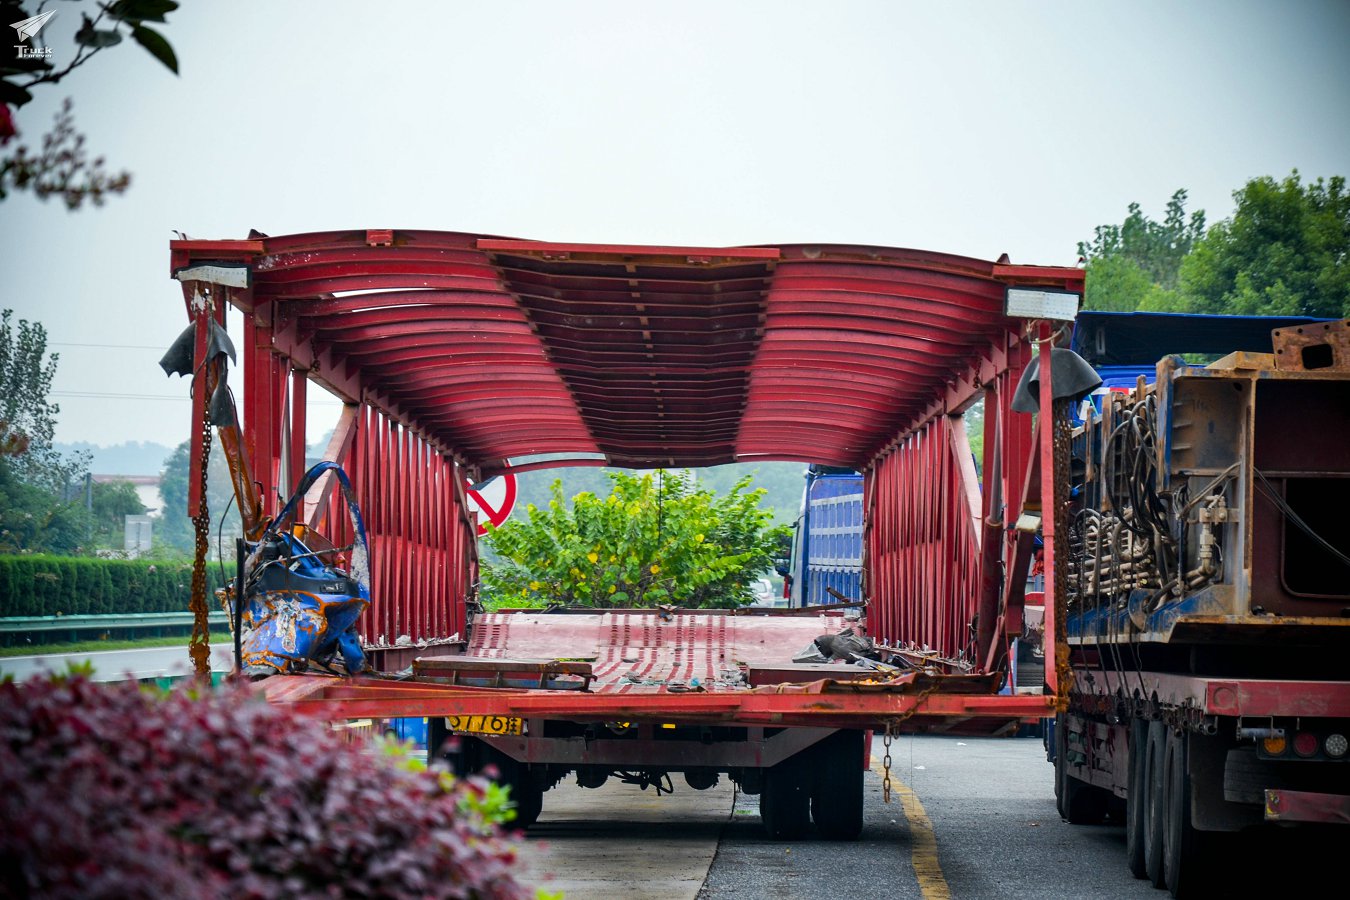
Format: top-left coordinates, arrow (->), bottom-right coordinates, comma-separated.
872,759 -> 952,900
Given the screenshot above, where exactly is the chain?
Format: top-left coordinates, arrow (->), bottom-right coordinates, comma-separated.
879,682 -> 940,804
881,719 -> 895,803
188,384 -> 214,682
1052,397 -> 1075,708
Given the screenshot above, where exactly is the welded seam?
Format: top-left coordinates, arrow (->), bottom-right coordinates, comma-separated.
871,759 -> 952,900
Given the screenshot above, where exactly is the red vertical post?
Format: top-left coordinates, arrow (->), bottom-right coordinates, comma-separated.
432,459 -> 444,639
378,414 -> 392,643
244,316 -> 282,519
1036,325 -> 1060,697
398,423 -> 409,641
289,370 -> 307,495
415,441 -> 427,641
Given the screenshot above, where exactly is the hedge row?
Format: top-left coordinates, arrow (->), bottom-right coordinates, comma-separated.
0,555 -> 235,618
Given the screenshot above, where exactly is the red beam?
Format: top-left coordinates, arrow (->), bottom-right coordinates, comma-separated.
478,239 -> 781,261
260,676 -> 1054,728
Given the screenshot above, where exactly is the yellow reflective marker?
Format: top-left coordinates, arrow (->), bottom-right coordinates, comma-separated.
871,758 -> 952,900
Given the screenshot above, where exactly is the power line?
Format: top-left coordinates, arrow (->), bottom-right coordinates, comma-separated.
51,390 -> 347,404
52,391 -> 189,401
50,342 -> 167,350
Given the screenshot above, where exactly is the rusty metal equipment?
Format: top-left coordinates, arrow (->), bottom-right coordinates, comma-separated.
1048,311 -> 1350,893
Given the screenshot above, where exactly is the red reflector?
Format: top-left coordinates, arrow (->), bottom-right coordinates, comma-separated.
1292,732 -> 1319,757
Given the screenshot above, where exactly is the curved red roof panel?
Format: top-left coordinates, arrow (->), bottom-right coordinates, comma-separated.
170,230 -> 1082,474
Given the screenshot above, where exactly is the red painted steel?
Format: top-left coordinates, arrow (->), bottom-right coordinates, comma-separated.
171,231 -> 1081,669
1265,789 -> 1350,825
865,402 -> 995,663
256,674 -> 1054,733
467,609 -> 858,691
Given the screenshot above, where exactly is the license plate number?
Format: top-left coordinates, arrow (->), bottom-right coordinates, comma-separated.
446,714 -> 523,736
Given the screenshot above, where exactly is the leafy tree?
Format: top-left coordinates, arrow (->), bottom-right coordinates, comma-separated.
1,0 -> 181,209
481,470 -> 790,609
1078,189 -> 1206,311
89,478 -> 146,548
0,462 -> 89,553
689,462 -> 806,528
155,439 -> 241,555
0,310 -> 91,553
0,308 -> 59,466
1178,171 -> 1349,318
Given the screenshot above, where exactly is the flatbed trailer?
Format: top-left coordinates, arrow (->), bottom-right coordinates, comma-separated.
1049,313 -> 1350,897
167,230 -> 1091,840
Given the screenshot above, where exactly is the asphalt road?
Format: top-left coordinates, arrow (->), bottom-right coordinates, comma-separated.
697,733 -> 1166,900
519,733 -> 1339,899
0,643 -> 234,682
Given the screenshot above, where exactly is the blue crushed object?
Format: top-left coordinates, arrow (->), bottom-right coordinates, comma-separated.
230,462 -> 372,677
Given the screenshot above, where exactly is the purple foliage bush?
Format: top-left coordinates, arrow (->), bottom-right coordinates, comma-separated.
0,674 -> 531,900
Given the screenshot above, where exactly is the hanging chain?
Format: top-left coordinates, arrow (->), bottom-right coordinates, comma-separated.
882,719 -> 895,803
878,682 -> 939,804
187,375 -> 214,682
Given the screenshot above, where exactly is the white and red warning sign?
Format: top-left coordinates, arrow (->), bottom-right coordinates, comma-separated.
464,472 -> 518,537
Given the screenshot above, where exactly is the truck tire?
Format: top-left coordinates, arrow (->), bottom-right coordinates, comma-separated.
1125,717 -> 1148,879
1055,714 -> 1108,824
1143,720 -> 1167,888
809,729 -> 865,841
510,778 -> 544,830
477,743 -> 544,830
760,753 -> 812,840
1164,728 -> 1207,898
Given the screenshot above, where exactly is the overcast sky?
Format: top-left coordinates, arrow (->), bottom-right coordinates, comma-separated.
3,0 -> 1348,451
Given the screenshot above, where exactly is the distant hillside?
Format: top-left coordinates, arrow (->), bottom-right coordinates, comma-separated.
55,441 -> 175,476
505,462 -> 809,529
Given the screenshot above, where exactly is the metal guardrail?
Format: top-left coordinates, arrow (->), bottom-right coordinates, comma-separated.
0,611 -> 228,634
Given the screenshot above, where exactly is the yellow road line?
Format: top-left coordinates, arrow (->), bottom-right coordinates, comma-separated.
872,759 -> 952,900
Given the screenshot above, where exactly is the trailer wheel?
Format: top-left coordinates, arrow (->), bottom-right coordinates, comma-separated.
760,753 -> 811,840
475,743 -> 544,830
509,778 -> 544,831
1164,728 -> 1208,898
809,730 -> 865,841
1143,720 -> 1167,888
1055,715 -> 1108,824
1125,717 -> 1148,879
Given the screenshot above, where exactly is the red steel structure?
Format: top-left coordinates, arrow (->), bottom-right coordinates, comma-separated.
169,230 -> 1082,717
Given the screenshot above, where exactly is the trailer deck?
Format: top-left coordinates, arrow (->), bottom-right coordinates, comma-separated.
170,230 -> 1083,701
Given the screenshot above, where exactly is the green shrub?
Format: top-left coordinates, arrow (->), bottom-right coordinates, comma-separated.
0,555 -> 235,618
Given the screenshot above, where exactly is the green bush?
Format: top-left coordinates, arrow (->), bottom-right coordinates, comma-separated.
0,555 -> 234,618
482,470 -> 790,609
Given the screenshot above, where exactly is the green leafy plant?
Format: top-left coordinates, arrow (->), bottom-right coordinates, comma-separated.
481,470 -> 789,609
0,553 -> 232,617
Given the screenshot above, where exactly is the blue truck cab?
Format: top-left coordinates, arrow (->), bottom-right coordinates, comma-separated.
778,465 -> 864,607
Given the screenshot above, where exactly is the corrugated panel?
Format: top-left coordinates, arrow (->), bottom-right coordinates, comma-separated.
174,231 -> 1081,476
